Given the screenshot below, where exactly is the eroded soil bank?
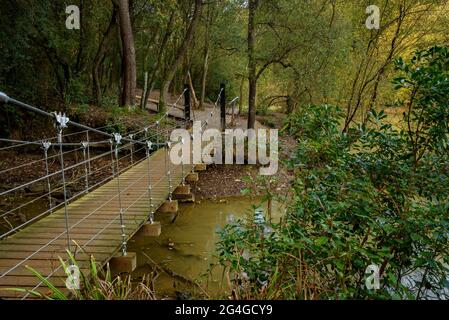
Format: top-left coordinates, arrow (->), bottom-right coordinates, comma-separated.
189,163 -> 291,200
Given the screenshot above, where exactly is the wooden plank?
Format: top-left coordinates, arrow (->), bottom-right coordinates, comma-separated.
37,215 -> 148,224
1,266 -> 72,278
0,286 -> 68,299
0,275 -> 68,287
0,236 -> 121,250
11,220 -> 142,231
2,232 -> 121,241
0,251 -> 111,260
2,232 -> 121,244
0,259 -> 64,268
1,237 -> 122,247
0,244 -> 120,254
12,227 -> 124,237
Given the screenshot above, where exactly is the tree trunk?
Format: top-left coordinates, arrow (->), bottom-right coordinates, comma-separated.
247,0 -> 258,129
199,45 -> 209,110
239,75 -> 244,115
141,71 -> 149,109
140,32 -> 159,110
118,0 -> 136,107
200,5 -> 212,110
159,0 -> 202,113
143,12 -> 176,110
187,70 -> 199,108
93,6 -> 117,106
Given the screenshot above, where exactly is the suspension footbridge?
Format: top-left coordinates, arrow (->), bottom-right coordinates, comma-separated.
0,86 -> 229,299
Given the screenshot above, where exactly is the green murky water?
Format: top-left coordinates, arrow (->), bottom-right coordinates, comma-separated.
127,196 -> 284,299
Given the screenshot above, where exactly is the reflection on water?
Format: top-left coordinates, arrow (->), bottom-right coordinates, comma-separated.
127,196 -> 284,299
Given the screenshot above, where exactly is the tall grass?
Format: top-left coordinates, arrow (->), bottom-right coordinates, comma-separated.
5,249 -> 157,300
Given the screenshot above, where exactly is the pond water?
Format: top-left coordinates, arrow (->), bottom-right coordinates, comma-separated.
127,196 -> 285,299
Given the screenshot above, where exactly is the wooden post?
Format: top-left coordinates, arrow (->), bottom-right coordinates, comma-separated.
184,84 -> 191,128
220,84 -> 226,132
109,252 -> 137,274
138,221 -> 162,237
172,185 -> 195,202
157,200 -> 179,213
194,164 -> 207,171
186,172 -> 199,182
174,185 -> 191,195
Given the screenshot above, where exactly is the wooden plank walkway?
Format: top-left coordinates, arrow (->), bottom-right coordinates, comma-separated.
0,147 -> 193,299
136,93 -> 186,120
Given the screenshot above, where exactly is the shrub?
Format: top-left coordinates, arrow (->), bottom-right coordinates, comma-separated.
217,46 -> 449,300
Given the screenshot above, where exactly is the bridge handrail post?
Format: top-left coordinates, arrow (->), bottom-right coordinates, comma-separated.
220,84 -> 226,132
53,112 -> 72,253
190,133 -> 196,174
41,141 -> 53,213
81,141 -> 89,193
166,141 -> 173,201
181,138 -> 186,185
86,131 -> 92,175
109,139 -> 116,176
112,133 -> 127,256
156,120 -> 160,147
184,84 -> 191,129
128,134 -> 134,165
145,141 -> 155,223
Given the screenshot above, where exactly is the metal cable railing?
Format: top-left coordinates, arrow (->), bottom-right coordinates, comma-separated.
0,116 -> 147,153
0,86 -> 224,298
21,164 -> 174,299
1,143 -> 177,276
0,144 -> 147,221
0,155 -> 151,279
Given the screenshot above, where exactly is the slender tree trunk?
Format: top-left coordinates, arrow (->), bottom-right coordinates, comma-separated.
159,0 -> 202,113
365,5 -> 404,124
188,70 -> 199,108
199,45 -> 209,110
141,71 -> 149,109
140,32 -> 159,109
343,4 -> 406,132
93,6 -> 117,106
247,0 -> 258,129
200,5 -> 212,110
143,12 -> 176,110
239,75 -> 244,115
118,0 -> 136,107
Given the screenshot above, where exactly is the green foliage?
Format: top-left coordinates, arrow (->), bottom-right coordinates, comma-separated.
255,103 -> 270,116
285,104 -> 344,140
217,47 -> 449,300
393,46 -> 449,160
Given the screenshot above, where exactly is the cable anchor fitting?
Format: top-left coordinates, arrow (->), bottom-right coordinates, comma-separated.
112,133 -> 122,145
54,112 -> 69,130
41,141 -> 52,151
0,92 -> 10,104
